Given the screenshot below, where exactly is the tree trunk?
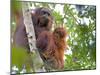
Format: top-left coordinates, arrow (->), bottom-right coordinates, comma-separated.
21,2 -> 45,72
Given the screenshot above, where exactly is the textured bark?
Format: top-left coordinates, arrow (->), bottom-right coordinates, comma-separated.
22,2 -> 45,72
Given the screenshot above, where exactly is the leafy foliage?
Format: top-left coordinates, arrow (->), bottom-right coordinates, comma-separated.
12,46 -> 33,73
11,2 -> 96,73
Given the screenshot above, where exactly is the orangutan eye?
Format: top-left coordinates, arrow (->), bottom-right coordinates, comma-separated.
43,11 -> 50,16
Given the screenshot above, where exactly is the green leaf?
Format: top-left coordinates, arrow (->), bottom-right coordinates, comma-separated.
11,46 -> 32,72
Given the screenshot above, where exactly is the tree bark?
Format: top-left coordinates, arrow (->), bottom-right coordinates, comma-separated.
21,2 -> 45,72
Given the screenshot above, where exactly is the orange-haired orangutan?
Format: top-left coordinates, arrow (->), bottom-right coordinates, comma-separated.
36,27 -> 67,70
14,7 -> 53,52
13,7 -> 67,70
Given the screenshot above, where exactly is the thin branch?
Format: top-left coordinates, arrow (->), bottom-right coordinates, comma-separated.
66,5 -> 80,25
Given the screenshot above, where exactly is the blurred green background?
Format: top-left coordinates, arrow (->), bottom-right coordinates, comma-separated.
11,1 -> 96,73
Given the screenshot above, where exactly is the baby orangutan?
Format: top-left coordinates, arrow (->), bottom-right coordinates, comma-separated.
36,27 -> 67,70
